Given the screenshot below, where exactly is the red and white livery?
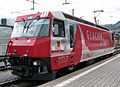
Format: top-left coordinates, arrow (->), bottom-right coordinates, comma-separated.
7,11 -> 114,80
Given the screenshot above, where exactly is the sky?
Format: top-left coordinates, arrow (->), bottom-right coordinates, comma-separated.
0,0 -> 120,24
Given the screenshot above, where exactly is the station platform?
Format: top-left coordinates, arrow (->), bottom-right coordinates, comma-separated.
0,70 -> 18,85
40,54 -> 120,87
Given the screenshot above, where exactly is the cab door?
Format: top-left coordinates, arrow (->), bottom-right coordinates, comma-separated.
67,23 -> 82,65
51,19 -> 66,56
51,19 -> 68,70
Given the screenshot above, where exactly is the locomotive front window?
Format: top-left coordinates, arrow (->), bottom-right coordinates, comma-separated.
11,18 -> 50,38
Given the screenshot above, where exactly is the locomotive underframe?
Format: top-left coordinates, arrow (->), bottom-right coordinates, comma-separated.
8,55 -> 56,80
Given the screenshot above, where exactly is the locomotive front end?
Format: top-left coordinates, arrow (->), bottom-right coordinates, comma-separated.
7,12 -> 55,80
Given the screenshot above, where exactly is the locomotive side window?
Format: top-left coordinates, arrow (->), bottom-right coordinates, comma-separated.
69,25 -> 74,48
53,19 -> 65,37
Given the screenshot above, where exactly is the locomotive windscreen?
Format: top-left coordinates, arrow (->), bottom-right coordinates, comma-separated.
11,18 -> 50,38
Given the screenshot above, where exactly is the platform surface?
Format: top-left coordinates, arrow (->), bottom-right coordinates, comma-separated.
40,54 -> 120,87
0,70 -> 18,85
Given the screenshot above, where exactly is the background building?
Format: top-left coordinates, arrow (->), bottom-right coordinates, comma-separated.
0,18 -> 14,55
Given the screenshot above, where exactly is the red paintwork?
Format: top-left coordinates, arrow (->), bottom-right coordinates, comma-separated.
8,12 -> 53,58
74,25 -> 82,64
16,12 -> 53,21
8,37 -> 50,57
51,55 -> 72,70
79,24 -> 114,51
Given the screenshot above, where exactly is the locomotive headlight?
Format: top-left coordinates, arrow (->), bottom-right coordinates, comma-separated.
24,54 -> 28,57
33,62 -> 38,66
13,49 -> 18,55
33,61 -> 40,66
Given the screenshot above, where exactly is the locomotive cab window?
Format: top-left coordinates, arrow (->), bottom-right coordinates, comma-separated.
53,19 -> 65,37
11,18 -> 50,38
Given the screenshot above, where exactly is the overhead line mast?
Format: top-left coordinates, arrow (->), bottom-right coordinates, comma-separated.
62,0 -> 74,16
26,0 -> 39,11
63,0 -> 70,5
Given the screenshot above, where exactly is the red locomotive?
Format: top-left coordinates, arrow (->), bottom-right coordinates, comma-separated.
7,11 -> 115,80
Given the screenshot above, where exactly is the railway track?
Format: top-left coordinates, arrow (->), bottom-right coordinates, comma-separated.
0,77 -> 18,86
0,49 -> 120,87
0,80 -> 45,87
0,70 -> 46,87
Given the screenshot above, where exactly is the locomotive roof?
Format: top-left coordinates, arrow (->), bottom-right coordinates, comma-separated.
16,11 -> 110,31
52,11 -> 110,31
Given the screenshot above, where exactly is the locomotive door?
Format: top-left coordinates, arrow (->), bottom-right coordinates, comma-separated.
51,19 -> 66,57
61,23 -> 82,66
68,24 -> 82,65
68,23 -> 81,65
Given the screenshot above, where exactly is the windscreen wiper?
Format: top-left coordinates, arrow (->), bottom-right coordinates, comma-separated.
25,21 -> 33,33
23,22 -> 27,33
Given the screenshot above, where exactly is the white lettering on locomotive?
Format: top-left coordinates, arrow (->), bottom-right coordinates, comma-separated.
40,12 -> 49,17
86,30 -> 102,40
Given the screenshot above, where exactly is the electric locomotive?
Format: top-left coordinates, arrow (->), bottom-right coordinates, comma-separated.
7,11 -> 114,80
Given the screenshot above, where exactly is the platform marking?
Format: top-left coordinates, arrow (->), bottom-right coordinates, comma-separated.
54,54 -> 120,87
